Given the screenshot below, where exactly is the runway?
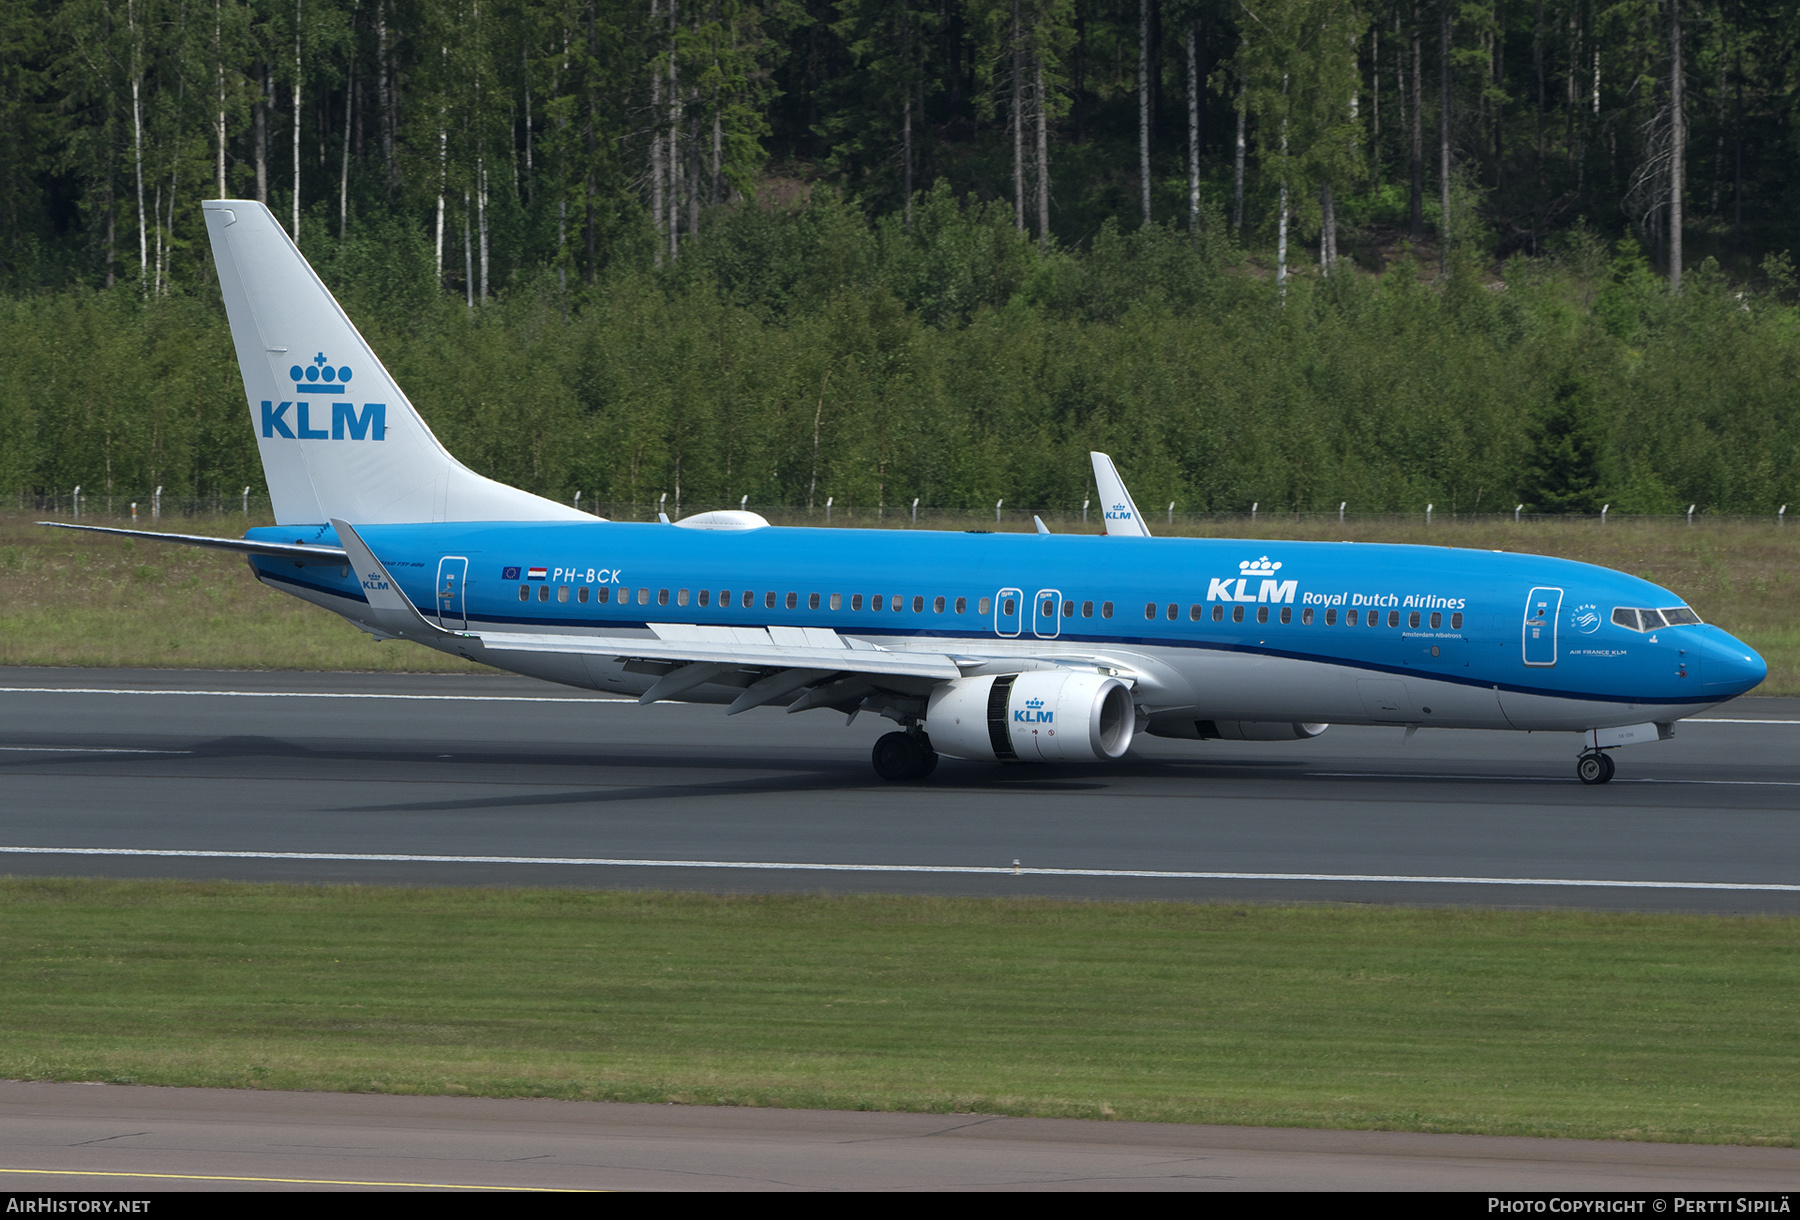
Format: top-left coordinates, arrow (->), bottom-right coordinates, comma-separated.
2,666 -> 1798,911
5,1081 -> 1799,1192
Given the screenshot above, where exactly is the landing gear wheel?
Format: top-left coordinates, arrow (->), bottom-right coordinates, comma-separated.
873,732 -> 936,781
1576,752 -> 1615,785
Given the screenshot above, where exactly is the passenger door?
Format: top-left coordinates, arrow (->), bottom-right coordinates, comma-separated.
994,587 -> 1023,637
435,556 -> 469,630
1522,586 -> 1563,667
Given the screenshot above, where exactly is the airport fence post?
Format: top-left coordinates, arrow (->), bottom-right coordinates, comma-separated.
912,497 -> 919,526
574,491 -> 582,511
1601,504 -> 1609,526
996,498 -> 1003,524
1515,503 -> 1523,523
1339,501 -> 1346,524
72,485 -> 79,518
1781,506 -> 1787,527
740,495 -> 749,511
1083,498 -> 1089,525
1167,501 -> 1174,526
153,486 -> 162,521
1251,501 -> 1258,523
826,496 -> 833,525
1426,503 -> 1433,526
1688,504 -> 1696,526
243,486 -> 250,516
131,502 -> 137,521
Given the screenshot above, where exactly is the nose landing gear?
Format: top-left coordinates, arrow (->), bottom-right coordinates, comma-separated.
873,730 -> 938,781
1576,750 -> 1616,785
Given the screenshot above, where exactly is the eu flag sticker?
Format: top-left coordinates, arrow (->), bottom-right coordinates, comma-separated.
501,566 -> 521,580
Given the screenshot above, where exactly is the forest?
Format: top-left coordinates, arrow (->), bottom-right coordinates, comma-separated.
1,0 -> 1797,516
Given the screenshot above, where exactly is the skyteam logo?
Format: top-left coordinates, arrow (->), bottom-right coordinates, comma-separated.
1207,556 -> 1297,604
1015,696 -> 1054,725
1572,603 -> 1602,634
260,351 -> 385,441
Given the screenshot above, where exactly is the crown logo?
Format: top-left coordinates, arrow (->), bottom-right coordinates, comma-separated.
1238,556 -> 1282,574
290,351 -> 354,395
1025,697 -> 1045,708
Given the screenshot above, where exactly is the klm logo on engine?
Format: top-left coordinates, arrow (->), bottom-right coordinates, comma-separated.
1207,556 -> 1298,604
261,352 -> 385,440
1015,696 -> 1054,724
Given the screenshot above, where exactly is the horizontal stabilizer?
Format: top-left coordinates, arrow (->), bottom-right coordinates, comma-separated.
38,522 -> 348,565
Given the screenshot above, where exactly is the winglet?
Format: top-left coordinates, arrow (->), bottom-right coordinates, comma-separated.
331,518 -> 457,639
1089,452 -> 1152,537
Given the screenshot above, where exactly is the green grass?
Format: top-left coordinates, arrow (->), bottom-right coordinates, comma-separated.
5,511 -> 1798,692
3,879 -> 1799,1144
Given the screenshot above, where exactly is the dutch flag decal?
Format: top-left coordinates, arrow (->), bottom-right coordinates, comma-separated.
527,567 -> 548,581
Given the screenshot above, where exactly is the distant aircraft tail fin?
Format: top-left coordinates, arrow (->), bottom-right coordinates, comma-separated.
203,199 -> 590,527
1089,452 -> 1152,538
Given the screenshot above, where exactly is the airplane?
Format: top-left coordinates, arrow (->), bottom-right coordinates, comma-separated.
43,199 -> 1767,785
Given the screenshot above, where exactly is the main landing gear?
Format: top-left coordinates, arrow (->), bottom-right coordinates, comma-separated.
873,730 -> 938,782
1576,750 -> 1616,785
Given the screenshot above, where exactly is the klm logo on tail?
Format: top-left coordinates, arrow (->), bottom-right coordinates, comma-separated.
261,352 -> 385,441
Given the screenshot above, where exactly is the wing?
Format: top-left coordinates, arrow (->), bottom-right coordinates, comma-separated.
332,520 -> 1149,716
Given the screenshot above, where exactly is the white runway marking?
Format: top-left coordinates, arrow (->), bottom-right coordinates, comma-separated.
0,686 -> 624,704
1,846 -> 1796,892
1312,771 -> 1800,787
0,746 -> 191,755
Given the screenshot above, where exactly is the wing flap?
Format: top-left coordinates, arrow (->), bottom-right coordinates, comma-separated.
478,630 -> 960,680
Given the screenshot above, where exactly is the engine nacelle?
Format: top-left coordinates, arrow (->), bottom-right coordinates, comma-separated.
1146,719 -> 1330,741
926,671 -> 1136,762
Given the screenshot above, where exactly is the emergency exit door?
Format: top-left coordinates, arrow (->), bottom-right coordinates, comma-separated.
1522,586 -> 1563,667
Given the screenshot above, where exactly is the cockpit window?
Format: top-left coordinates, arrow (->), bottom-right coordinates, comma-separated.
1614,605 -> 1701,631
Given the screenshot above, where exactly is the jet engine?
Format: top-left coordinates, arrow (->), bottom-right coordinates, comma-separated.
925,671 -> 1136,762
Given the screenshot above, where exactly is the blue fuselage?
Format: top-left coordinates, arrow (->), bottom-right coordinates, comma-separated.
249,520 -> 1767,730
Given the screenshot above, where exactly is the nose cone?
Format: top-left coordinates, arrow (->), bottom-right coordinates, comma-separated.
1697,626 -> 1767,698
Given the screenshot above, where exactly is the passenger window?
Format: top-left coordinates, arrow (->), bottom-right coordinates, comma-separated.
830,593 -> 842,610
577,586 -> 589,604
1280,607 -> 1291,624
1062,600 -> 1074,617
1387,610 -> 1399,628
785,592 -> 798,610
1325,608 -> 1336,625
1451,612 -> 1462,629
808,593 -> 820,610
1002,598 -> 1015,616
957,597 -> 968,614
597,586 -> 610,604
1429,611 -> 1441,629
1347,609 -> 1358,626
936,596 -> 948,614
718,590 -> 731,607
698,589 -> 709,607
1165,603 -> 1177,620
1101,602 -> 1113,619
1144,603 -> 1156,620
913,595 -> 924,613
1043,598 -> 1056,617
1408,611 -> 1419,628
538,585 -> 550,602
658,589 -> 670,606
518,585 -> 528,601
1211,605 -> 1223,622
1256,606 -> 1269,624
873,595 -> 886,612
852,594 -> 863,610
557,585 -> 570,603
765,591 -> 777,609
1189,604 -> 1202,621
1232,605 -> 1244,623
677,589 -> 689,607
637,588 -> 649,605
979,597 -> 992,615
1301,608 -> 1313,625
1081,601 -> 1093,618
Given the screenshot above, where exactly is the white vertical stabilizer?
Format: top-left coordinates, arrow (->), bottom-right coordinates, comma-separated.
1089,451 -> 1152,537
203,199 -> 591,526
